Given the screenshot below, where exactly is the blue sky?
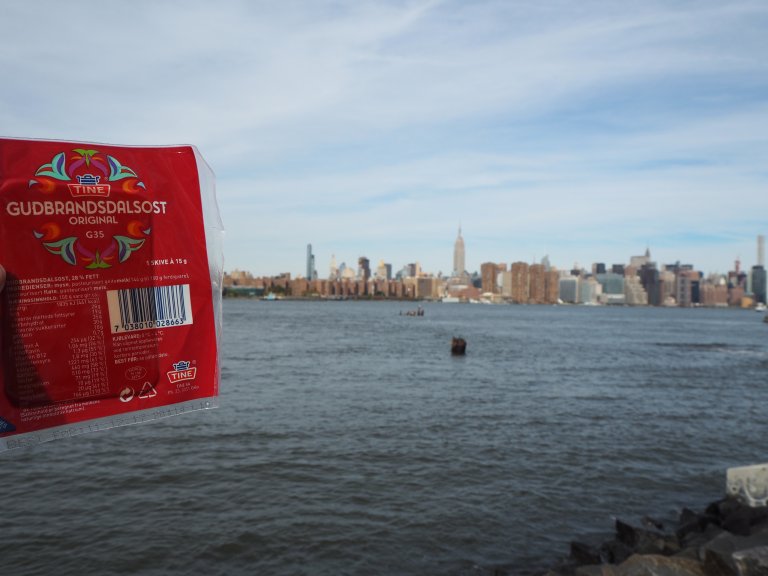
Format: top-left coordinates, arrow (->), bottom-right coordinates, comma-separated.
2,0 -> 766,276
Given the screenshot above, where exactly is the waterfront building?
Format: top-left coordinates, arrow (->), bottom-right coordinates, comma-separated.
402,277 -> 418,299
309,279 -> 326,296
225,268 -> 256,287
510,262 -> 529,304
676,269 -> 701,307
639,263 -> 661,306
660,270 -> 677,306
596,273 -> 625,305
417,277 -> 440,300
759,235 -> 765,267
701,280 -> 728,307
501,271 -> 513,298
596,273 -> 624,295
480,262 -> 505,294
579,276 -> 600,304
528,264 -> 546,304
728,285 -> 745,307
545,269 -> 559,304
291,277 -> 309,296
559,276 -> 578,304
593,262 -> 606,274
371,278 -> 390,297
624,276 -> 648,306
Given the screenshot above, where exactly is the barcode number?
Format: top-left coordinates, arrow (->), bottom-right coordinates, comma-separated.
107,284 -> 193,333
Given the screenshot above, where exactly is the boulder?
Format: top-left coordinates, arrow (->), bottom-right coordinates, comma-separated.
575,565 -> 618,576
732,546 -> 768,576
614,554 -> 706,576
615,519 -> 680,556
676,524 -> 725,561
601,539 -> 635,565
701,525 -> 768,576
703,499 -> 768,537
677,507 -> 713,541
571,541 -> 603,566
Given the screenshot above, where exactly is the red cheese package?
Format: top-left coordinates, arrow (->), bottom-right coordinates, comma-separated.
0,138 -> 223,450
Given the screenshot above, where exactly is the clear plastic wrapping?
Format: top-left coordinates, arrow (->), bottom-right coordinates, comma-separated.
0,138 -> 223,450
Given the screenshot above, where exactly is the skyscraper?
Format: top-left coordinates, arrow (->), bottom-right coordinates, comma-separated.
306,244 -> 317,281
758,235 -> 765,267
306,244 -> 315,280
453,226 -> 465,278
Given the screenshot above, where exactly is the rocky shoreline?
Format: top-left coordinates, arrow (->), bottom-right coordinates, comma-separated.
540,497 -> 768,576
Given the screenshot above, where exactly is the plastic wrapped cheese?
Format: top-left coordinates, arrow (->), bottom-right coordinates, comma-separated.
0,138 -> 223,450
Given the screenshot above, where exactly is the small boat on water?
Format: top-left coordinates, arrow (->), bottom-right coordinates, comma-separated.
756,302 -> 767,312
401,306 -> 424,317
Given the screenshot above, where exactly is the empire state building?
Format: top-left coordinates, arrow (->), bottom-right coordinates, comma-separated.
453,226 -> 465,278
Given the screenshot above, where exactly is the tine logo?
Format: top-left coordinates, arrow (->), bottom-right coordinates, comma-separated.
167,360 -> 197,384
68,174 -> 111,198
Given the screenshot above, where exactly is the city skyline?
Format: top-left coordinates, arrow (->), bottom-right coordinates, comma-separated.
2,2 -> 767,277
280,231 -> 767,281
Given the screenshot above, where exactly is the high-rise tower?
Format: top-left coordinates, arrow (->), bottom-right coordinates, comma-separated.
453,226 -> 465,278
758,235 -> 765,267
306,244 -> 315,280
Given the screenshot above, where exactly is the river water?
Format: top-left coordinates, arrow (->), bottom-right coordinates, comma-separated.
2,300 -> 767,575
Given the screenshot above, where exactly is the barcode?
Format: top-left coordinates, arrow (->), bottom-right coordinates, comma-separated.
107,284 -> 193,333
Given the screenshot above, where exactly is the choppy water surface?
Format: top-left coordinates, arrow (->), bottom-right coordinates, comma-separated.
2,301 -> 767,575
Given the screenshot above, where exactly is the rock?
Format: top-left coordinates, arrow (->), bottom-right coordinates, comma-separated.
707,498 -> 739,524
723,507 -> 768,538
677,524 -> 725,561
703,499 -> 768,537
571,541 -> 603,566
732,546 -> 768,576
575,565 -> 618,576
601,539 -> 635,565
615,519 -> 680,556
701,525 -> 768,576
545,498 -> 768,576
614,554 -> 706,576
677,508 -> 712,541
643,517 -> 666,531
